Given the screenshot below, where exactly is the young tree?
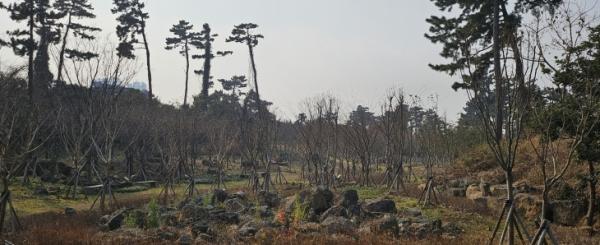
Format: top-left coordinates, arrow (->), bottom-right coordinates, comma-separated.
111,0 -> 153,100
226,23 -> 263,113
53,0 -> 101,82
378,90 -> 409,192
165,20 -> 197,107
427,1 -> 562,244
192,23 -> 232,110
344,105 -> 378,186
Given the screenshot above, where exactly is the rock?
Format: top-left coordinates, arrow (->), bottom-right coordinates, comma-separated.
33,186 -> 49,196
310,187 -> 334,214
514,180 -> 534,194
296,222 -> 321,233
321,216 -> 354,234
160,211 -> 179,227
409,217 -> 442,238
466,185 -> 483,200
211,189 -> 228,204
489,185 -> 507,197
258,206 -> 272,218
177,233 -> 193,245
211,211 -> 239,224
365,198 -> 397,214
101,208 -> 127,231
179,205 -> 208,223
404,208 -> 422,217
239,222 -> 258,237
191,221 -> 210,236
551,200 -> 586,226
64,207 -> 76,216
224,198 -> 247,213
369,214 -> 398,235
340,190 -> 359,208
230,191 -> 247,200
319,205 -> 348,222
258,191 -> 280,208
448,187 -> 466,197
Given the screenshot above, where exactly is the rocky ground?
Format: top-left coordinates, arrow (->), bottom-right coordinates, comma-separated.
90,185 -> 463,244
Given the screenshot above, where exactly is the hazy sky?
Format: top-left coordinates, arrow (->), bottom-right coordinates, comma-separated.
0,0 -> 528,121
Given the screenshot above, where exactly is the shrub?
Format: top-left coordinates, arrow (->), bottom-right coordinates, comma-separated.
123,212 -> 137,228
146,199 -> 160,228
292,195 -> 309,224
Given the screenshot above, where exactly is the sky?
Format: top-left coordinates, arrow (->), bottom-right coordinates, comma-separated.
3,0 -> 576,122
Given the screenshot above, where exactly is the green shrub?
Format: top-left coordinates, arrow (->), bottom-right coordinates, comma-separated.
146,199 -> 160,228
124,212 -> 137,228
292,195 -> 309,224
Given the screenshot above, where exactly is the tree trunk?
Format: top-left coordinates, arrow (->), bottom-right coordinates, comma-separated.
183,39 -> 189,107
505,169 -> 515,245
200,40 -> 212,110
587,160 -> 596,235
57,13 -> 72,82
141,28 -> 153,101
493,0 -> 503,142
28,9 -> 35,104
248,45 -> 261,111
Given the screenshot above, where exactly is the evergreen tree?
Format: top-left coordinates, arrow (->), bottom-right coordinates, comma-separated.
111,0 -> 152,100
191,23 -> 232,110
53,0 -> 101,82
226,23 -> 263,113
165,20 -> 197,107
2,0 -> 64,102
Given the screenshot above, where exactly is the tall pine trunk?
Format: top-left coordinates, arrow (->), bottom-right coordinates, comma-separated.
141,27 -> 153,101
57,13 -> 72,82
183,39 -> 189,106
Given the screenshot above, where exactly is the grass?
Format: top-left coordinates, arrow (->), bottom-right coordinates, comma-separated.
9,178 -> 248,216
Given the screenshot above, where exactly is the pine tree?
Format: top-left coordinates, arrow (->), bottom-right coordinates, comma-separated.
191,23 -> 232,110
226,23 -> 263,113
53,0 -> 101,82
2,0 -> 63,102
111,0 -> 152,100
165,20 -> 197,107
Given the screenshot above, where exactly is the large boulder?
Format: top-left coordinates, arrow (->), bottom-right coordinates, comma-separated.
368,214 -> 398,235
211,189 -> 228,204
239,222 -> 259,237
64,207 -> 76,217
466,185 -> 483,200
257,191 -> 280,208
179,204 -> 208,223
100,208 -> 127,231
321,216 -> 354,234
365,198 -> 397,214
310,187 -> 334,214
210,210 -> 240,224
340,189 -> 359,208
319,205 -> 348,222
